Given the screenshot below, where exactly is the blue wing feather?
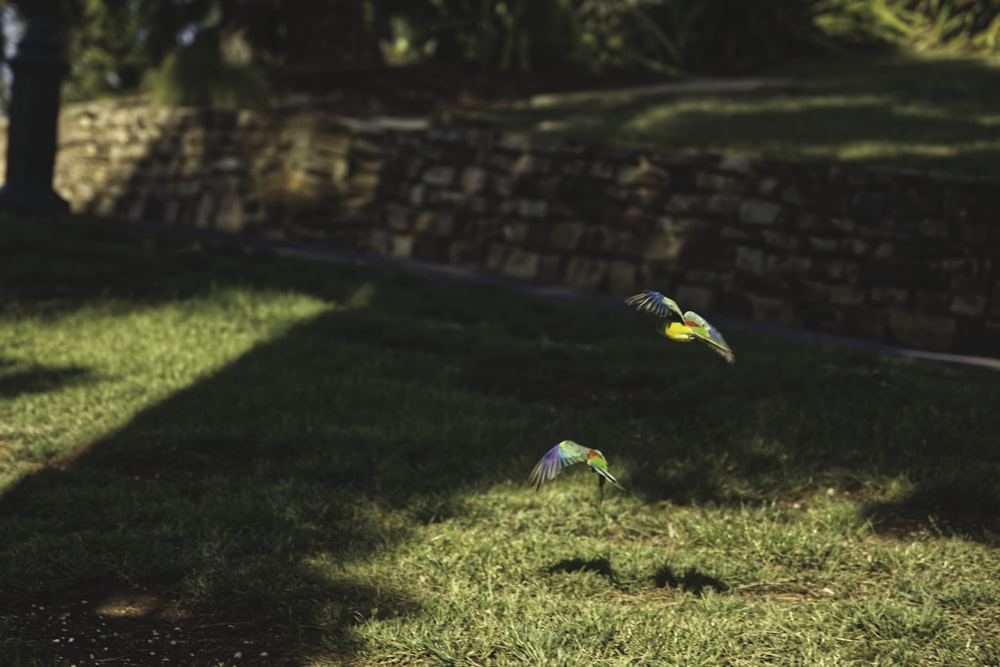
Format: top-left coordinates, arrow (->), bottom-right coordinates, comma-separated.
625,291 -> 685,321
528,440 -> 590,490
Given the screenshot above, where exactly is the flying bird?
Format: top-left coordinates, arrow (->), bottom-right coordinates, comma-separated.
529,440 -> 625,495
625,290 -> 735,364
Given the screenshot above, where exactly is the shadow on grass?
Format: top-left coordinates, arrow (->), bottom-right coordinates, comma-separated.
862,471 -> 1000,541
654,566 -> 729,596
547,558 -> 618,585
0,362 -> 93,399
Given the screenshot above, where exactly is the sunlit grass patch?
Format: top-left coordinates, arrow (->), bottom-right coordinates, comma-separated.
468,52 -> 1000,180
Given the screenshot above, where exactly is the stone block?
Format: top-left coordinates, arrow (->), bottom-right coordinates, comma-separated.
675,284 -> 714,311
518,199 -> 549,218
696,171 -> 744,192
795,212 -> 826,232
409,184 -> 426,205
193,193 -> 215,228
423,166 -> 455,186
215,195 -> 245,232
550,222 -> 587,250
717,153 -> 753,173
564,257 -> 608,291
781,185 -> 805,205
448,240 -> 486,266
829,286 -> 865,306
873,242 -> 893,259
766,255 -> 811,274
385,203 -> 410,230
538,254 -> 564,283
512,153 -> 552,175
950,294 -> 987,317
807,236 -> 839,253
960,224 -> 987,244
739,199 -> 783,225
914,289 -> 950,314
486,244 -> 508,271
617,159 -> 668,187
501,248 -> 541,280
587,161 -> 618,179
919,218 -> 950,238
851,191 -> 884,218
708,194 -> 740,215
758,177 -> 780,196
666,194 -> 708,214
743,291 -> 790,323
686,269 -> 723,285
842,238 -> 870,255
762,229 -> 795,250
461,167 -> 487,193
869,287 -> 910,307
411,235 -> 448,262
368,229 -> 390,254
432,212 -> 456,237
498,133 -> 531,150
643,232 -> 683,261
413,211 -> 434,233
501,222 -> 530,243
856,217 -> 895,239
389,234 -> 414,257
830,217 -> 856,233
943,257 -> 992,291
734,246 -> 764,274
609,260 -> 638,293
720,225 -> 754,241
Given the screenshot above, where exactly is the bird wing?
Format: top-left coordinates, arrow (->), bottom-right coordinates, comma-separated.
528,440 -> 591,490
625,291 -> 685,321
683,311 -> 735,364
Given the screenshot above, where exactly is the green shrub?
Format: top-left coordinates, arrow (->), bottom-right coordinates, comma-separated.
816,0 -> 1000,55
142,29 -> 271,110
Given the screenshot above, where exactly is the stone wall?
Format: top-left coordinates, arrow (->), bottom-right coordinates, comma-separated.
3,97 -> 998,355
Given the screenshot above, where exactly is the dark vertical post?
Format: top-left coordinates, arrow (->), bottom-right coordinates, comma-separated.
0,13 -> 70,214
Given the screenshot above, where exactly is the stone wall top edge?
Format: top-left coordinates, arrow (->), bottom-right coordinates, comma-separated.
49,97 -> 1000,191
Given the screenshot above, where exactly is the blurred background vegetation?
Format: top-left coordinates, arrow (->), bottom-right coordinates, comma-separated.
0,0 -> 997,110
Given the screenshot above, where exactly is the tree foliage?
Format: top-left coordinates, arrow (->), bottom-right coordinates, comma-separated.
2,0 -> 996,109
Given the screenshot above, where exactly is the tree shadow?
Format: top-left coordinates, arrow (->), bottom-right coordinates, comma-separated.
0,304 -> 428,663
0,218 -> 528,663
862,474 -> 1000,544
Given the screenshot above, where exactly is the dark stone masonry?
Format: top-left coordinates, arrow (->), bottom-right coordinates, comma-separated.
6,97 -> 998,355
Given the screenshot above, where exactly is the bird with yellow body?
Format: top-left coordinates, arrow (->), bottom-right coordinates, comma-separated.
625,290 -> 735,364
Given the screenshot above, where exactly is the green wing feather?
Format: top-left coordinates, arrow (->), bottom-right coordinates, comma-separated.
683,311 -> 735,364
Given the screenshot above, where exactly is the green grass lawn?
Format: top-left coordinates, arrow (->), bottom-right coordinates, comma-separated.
1,214 -> 999,666
464,52 -> 1000,181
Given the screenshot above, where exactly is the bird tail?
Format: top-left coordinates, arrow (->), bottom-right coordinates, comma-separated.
595,467 -> 626,492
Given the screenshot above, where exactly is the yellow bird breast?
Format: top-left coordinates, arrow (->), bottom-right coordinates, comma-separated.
661,321 -> 695,342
